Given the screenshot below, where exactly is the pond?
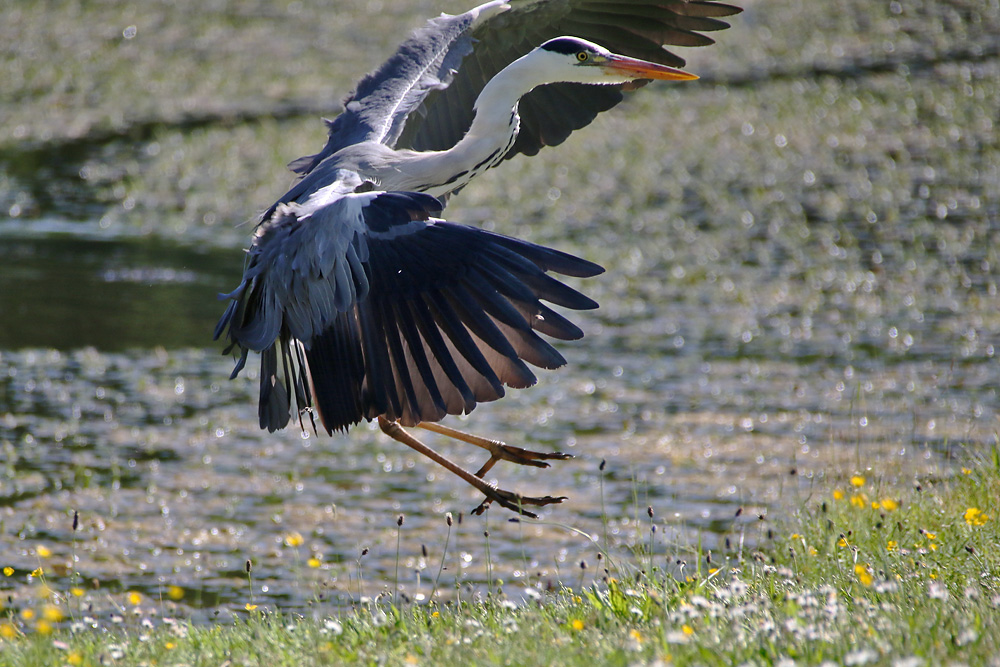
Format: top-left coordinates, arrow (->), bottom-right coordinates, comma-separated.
1,0 -> 997,624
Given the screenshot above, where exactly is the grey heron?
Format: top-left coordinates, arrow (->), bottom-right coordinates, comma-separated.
216,0 -> 740,517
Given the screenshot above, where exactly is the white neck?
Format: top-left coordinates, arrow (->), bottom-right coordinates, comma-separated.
393,54 -> 559,197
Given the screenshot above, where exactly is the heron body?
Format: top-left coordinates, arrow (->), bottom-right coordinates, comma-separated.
216,0 -> 740,516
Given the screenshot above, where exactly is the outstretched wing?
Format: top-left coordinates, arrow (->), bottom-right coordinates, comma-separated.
288,1 -> 510,177
291,0 -> 741,179
215,179 -> 603,434
399,0 -> 742,159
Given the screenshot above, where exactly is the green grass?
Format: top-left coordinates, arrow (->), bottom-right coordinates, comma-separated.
3,452 -> 999,666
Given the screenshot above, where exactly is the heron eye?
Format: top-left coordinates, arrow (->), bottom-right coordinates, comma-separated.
576,51 -> 589,62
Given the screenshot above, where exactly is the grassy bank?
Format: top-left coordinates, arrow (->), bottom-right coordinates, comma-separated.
3,452 -> 998,666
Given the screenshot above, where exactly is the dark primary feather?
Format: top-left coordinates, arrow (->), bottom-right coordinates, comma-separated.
290,0 -> 741,181
215,185 -> 604,434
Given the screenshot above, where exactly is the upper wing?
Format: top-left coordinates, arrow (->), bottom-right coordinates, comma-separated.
398,0 -> 742,159
287,1 -> 510,177
215,182 -> 603,434
290,0 -> 741,179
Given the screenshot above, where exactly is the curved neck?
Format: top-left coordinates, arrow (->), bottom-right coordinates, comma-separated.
402,55 -> 551,197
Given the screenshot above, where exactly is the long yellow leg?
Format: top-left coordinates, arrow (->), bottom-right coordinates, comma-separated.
377,417 -> 567,518
415,421 -> 572,477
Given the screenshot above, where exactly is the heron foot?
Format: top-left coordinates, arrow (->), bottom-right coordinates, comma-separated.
472,488 -> 567,519
415,421 -> 572,476
474,443 -> 572,477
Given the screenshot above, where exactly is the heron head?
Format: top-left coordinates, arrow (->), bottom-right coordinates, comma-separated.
536,36 -> 698,84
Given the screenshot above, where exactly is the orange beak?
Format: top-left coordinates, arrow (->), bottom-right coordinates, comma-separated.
600,54 -> 698,81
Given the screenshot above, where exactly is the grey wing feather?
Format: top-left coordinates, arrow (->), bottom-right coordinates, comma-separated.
397,0 -> 741,157
288,1 -> 510,177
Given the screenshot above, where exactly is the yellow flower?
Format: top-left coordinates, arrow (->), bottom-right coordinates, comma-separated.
887,540 -> 898,552
880,498 -> 899,511
168,585 -> 184,601
790,533 -> 801,540
833,489 -> 845,500
20,609 -> 35,621
308,557 -> 322,569
964,507 -> 989,526
245,603 -> 258,611
854,563 -> 873,586
30,567 -> 43,578
36,620 -> 53,635
41,605 -> 63,622
404,655 -> 419,665
36,545 -> 52,559
571,619 -> 585,631
71,587 -> 85,597
961,467 -> 972,475
0,623 -> 17,640
284,532 -> 305,547
924,531 -> 937,540
630,629 -> 643,643
3,567 -> 13,577
837,537 -> 849,548
808,547 -> 818,556
127,591 -> 142,606
850,475 -> 865,488
431,611 -> 440,618
850,494 -> 867,508
165,642 -> 176,650
67,652 -> 83,666
682,624 -> 694,636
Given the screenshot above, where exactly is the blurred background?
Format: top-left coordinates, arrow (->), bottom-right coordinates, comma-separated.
1,0 -> 997,619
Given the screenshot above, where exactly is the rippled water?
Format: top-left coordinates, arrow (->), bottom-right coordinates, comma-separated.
1,0 -> 997,623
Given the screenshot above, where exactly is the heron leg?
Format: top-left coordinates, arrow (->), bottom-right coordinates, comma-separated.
377,417 -> 566,518
415,421 -> 572,477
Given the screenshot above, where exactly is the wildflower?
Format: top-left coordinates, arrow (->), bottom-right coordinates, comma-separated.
3,567 -> 13,577
36,545 -> 52,559
961,467 -> 972,475
127,591 -> 142,606
168,585 -> 184,601
833,489 -> 845,500
165,642 -> 176,650
307,557 -> 322,568
30,567 -> 43,578
571,619 -> 585,631
887,540 -> 898,552
42,605 -> 64,623
71,587 -> 85,597
0,623 -> 17,640
790,533 -> 801,540
20,609 -> 35,621
850,475 -> 865,488
880,498 -> 899,511
630,629 -> 643,644
964,507 -> 989,526
850,494 -> 867,508
854,564 -> 873,587
837,537 -> 849,548
285,532 -> 305,547
245,603 -> 258,611
808,547 -> 818,556
682,624 -> 694,635
431,611 -> 440,618
67,652 -> 83,666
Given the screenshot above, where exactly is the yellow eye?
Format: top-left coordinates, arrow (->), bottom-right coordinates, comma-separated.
576,51 -> 589,62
